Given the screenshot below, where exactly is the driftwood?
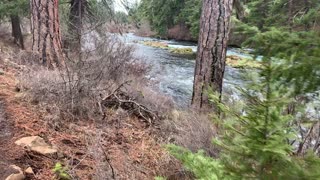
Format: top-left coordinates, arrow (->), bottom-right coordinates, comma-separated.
100,82 -> 159,124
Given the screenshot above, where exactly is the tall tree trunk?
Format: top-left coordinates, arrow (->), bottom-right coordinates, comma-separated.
68,0 -> 88,50
192,0 -> 234,111
30,0 -> 64,68
10,15 -> 24,50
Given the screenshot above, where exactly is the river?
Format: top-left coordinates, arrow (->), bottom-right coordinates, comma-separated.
120,33 -> 250,107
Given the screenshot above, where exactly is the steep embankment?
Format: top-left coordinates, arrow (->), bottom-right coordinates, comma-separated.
0,34 -> 181,179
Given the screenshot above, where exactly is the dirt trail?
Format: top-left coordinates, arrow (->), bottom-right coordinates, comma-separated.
0,98 -> 16,179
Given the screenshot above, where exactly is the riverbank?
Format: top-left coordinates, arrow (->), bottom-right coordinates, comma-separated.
0,33 -> 183,179
120,33 -> 248,107
0,28 -> 221,179
137,40 -> 260,69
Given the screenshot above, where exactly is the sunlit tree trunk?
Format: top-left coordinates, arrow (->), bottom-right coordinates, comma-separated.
30,0 -> 64,68
10,15 -> 24,49
192,0 -> 234,111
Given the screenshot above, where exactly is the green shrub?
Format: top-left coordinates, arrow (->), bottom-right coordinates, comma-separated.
53,162 -> 71,180
154,176 -> 166,180
168,29 -> 320,179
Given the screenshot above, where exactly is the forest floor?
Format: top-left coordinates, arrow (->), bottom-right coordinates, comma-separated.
0,32 -> 181,179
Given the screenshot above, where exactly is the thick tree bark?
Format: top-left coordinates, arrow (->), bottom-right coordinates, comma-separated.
30,0 -> 64,68
192,0 -> 234,111
10,15 -> 24,49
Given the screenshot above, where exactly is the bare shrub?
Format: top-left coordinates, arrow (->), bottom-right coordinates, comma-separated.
17,50 -> 42,66
294,121 -> 320,155
18,34 -> 150,124
17,32 -> 176,129
124,81 -> 175,116
161,111 -> 218,157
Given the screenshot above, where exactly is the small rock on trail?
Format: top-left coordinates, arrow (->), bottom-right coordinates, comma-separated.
15,136 -> 57,155
4,165 -> 25,180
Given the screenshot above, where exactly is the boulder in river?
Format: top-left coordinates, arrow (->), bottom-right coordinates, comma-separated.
15,136 -> 57,155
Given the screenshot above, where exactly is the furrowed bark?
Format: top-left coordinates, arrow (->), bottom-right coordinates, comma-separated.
30,0 -> 64,68
192,0 -> 234,111
10,15 -> 24,49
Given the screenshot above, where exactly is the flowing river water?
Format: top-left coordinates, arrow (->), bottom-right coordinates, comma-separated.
121,33 -> 249,107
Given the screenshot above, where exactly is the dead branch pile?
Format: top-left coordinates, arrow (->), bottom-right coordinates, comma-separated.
17,32 -> 172,128
101,89 -> 159,124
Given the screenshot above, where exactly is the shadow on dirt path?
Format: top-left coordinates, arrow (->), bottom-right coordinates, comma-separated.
0,98 -> 16,179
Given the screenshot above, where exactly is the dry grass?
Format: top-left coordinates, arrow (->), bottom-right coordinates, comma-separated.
0,60 -> 181,179
161,110 -> 218,157
17,34 -> 152,124
0,22 -> 220,179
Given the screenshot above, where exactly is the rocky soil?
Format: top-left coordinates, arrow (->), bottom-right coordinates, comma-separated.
0,99 -> 14,179
0,32 -> 181,179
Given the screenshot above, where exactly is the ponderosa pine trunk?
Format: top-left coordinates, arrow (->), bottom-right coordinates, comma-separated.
192,0 -> 234,110
30,0 -> 64,68
68,0 -> 87,49
10,15 -> 24,49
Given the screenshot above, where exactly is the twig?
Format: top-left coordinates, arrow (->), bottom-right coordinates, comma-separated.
113,93 -> 158,124
98,142 -> 115,179
297,122 -> 316,155
102,80 -> 132,100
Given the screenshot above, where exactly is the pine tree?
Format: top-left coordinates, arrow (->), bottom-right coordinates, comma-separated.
30,0 -> 64,68
0,0 -> 28,49
169,29 -> 320,179
192,0 -> 234,111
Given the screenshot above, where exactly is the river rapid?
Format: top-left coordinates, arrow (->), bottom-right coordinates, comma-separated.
120,33 -> 250,107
